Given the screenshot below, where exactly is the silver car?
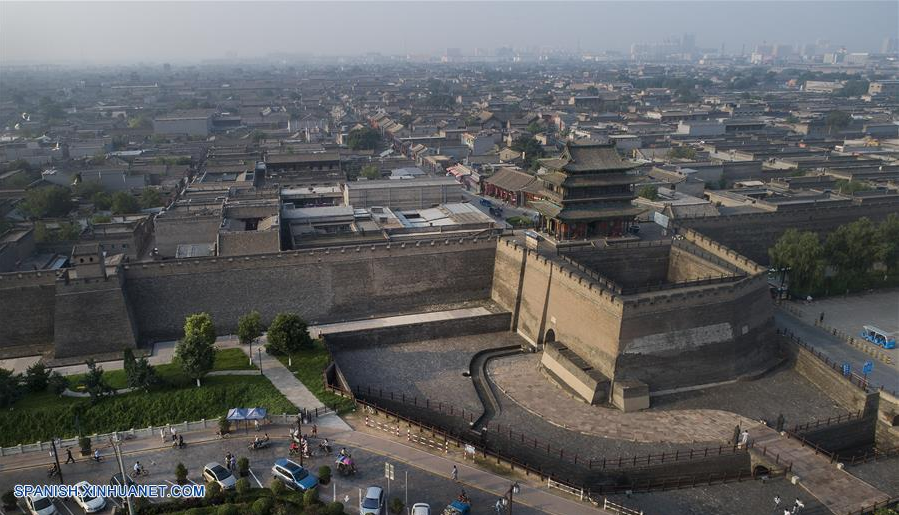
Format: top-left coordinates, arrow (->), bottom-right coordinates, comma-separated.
360,486 -> 384,515
203,462 -> 237,490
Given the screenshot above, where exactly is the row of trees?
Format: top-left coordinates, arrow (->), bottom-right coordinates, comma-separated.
18,183 -> 164,220
769,215 -> 899,296
175,311 -> 313,387
0,362 -> 69,408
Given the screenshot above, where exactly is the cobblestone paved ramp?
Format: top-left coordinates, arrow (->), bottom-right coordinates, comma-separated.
751,427 -> 889,514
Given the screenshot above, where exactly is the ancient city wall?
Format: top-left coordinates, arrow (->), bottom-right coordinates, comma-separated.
125,237 -> 499,342
491,239 -> 625,379
563,244 -> 670,289
53,273 -> 138,358
616,274 -> 777,390
0,271 -> 56,357
679,201 -> 899,264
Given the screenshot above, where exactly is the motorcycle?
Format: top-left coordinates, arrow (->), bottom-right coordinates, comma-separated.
248,439 -> 271,451
335,455 -> 356,476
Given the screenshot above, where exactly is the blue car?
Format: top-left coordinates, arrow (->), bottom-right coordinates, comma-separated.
271,458 -> 319,491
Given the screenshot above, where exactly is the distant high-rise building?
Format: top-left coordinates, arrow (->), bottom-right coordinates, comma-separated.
682,33 -> 696,52
882,37 -> 899,54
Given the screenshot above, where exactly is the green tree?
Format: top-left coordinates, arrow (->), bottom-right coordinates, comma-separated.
346,127 -> 381,150
250,131 -> 266,142
824,110 -> 851,134
785,115 -> 800,123
19,186 -> 74,219
24,362 -> 50,392
237,310 -> 263,346
637,185 -> 659,201
56,222 -> 82,241
389,497 -> 405,514
359,164 -> 381,180
668,146 -> 697,160
175,463 -> 188,485
585,86 -> 600,95
0,368 -> 23,408
835,80 -> 869,97
82,359 -> 113,403
140,188 -> 163,209
128,115 -> 153,130
834,180 -> 871,195
175,313 -> 216,387
110,192 -> 140,214
266,313 -> 311,356
91,191 -> 112,210
876,214 -> 899,271
526,121 -> 542,134
769,229 -> 824,295
510,134 -> 545,169
123,348 -> 158,390
47,371 -> 68,395
825,217 -> 878,287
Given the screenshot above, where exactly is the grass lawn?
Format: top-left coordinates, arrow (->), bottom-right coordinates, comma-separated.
65,348 -> 255,391
275,341 -> 355,414
2,361 -> 292,447
212,348 -> 255,371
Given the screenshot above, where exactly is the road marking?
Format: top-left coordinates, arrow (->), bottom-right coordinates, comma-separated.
248,468 -> 263,488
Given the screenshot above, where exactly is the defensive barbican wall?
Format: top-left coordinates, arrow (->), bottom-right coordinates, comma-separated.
679,200 -> 899,265
0,271 -> 57,358
490,234 -> 777,391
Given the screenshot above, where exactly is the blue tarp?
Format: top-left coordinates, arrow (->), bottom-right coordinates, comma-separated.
227,408 -> 267,421
246,408 -> 268,420
226,408 -> 249,421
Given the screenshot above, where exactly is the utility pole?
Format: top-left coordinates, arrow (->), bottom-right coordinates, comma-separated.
49,439 -> 63,484
111,433 -> 135,515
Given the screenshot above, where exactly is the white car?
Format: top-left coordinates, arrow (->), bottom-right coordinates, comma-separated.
411,503 -> 431,515
73,481 -> 106,513
203,462 -> 237,490
25,494 -> 58,515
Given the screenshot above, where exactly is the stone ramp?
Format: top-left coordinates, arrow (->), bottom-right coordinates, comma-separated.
751,427 -> 889,514
310,306 -> 494,337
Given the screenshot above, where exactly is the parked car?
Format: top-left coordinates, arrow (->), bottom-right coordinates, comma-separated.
109,473 -> 135,498
411,503 -> 431,515
203,462 -> 237,490
360,486 -> 385,515
479,198 -> 492,207
73,481 -> 106,513
25,494 -> 58,515
271,458 -> 319,491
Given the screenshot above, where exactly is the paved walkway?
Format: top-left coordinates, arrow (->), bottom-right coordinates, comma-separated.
489,354 -> 760,444
236,335 -> 327,412
309,307 -> 493,338
751,427 -> 890,514
339,429 -> 609,515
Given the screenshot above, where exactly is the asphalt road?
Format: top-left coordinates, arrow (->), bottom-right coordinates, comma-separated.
0,433 -> 544,515
461,189 -> 538,228
774,309 -> 897,392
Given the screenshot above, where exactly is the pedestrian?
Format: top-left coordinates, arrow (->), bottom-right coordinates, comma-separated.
739,429 -> 750,448
170,426 -> 177,442
819,312 -> 824,324
793,499 -> 805,513
160,428 -> 166,444
774,495 -> 782,507
178,434 -> 184,448
64,448 -> 75,464
312,424 -> 317,438
732,424 -> 741,445
254,419 -> 259,432
451,465 -> 458,481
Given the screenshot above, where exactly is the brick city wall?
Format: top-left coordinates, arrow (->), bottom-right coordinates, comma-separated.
324,312 -> 512,348
564,244 -> 670,289
491,239 -> 625,380
53,273 -> 138,358
0,271 -> 56,357
679,200 -> 899,264
124,237 -> 499,342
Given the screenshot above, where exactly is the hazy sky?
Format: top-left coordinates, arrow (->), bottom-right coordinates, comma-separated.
1,1 -> 897,64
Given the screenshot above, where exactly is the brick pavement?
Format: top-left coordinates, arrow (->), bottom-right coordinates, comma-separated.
489,354 -> 761,444
751,428 -> 890,514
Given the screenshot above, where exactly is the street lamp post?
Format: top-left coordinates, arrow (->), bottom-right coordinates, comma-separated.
502,482 -> 520,515
257,348 -> 263,376
49,438 -> 63,484
111,433 -> 135,515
